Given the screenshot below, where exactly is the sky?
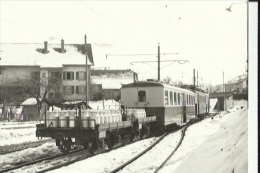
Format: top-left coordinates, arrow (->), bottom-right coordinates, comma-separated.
0,0 -> 248,85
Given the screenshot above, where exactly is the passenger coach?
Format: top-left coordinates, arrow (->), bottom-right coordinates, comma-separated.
121,81 -> 200,127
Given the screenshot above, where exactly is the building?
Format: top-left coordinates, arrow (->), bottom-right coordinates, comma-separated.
0,65 -> 40,103
91,69 -> 136,100
225,75 -> 248,93
0,41 -> 94,104
62,64 -> 91,101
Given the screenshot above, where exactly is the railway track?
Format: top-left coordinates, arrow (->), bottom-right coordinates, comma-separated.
0,135 -> 149,173
0,148 -> 85,173
2,114 -> 213,173
107,114 -> 219,173
0,139 -> 54,155
35,135 -> 156,173
154,125 -> 189,173
109,132 -> 168,173
107,123 -> 193,173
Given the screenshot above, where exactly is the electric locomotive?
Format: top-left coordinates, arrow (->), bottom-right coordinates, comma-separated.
121,81 -> 209,129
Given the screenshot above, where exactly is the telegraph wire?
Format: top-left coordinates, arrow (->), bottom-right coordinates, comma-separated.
77,1 -> 157,50
2,2 -> 82,38
0,18 -> 49,39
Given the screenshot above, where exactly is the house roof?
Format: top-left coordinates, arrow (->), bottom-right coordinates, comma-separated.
92,77 -> 133,89
91,69 -> 135,77
20,98 -> 40,106
0,43 -> 94,67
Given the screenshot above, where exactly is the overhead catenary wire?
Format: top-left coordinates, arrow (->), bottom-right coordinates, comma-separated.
77,1 -> 167,51
106,53 -> 178,58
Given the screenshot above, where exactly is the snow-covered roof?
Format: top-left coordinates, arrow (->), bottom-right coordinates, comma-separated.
0,43 -> 93,67
20,98 -> 40,106
92,78 -> 133,89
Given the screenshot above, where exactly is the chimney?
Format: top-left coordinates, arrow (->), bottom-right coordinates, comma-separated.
44,41 -> 48,53
61,39 -> 65,53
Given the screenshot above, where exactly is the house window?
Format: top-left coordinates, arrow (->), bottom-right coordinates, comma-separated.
48,92 -> 54,98
138,90 -> 146,102
51,72 -> 61,79
63,86 -> 74,95
63,72 -> 74,80
165,90 -> 169,106
76,86 -> 85,95
31,72 -> 40,80
42,72 -> 46,78
76,72 -> 86,80
170,91 -> 173,106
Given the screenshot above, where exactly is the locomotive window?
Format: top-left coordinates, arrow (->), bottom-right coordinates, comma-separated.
165,90 -> 169,106
170,91 -> 173,105
174,92 -> 177,105
138,91 -> 146,102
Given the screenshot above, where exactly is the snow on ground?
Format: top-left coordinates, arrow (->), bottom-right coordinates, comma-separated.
48,137 -> 159,173
0,142 -> 60,169
118,131 -> 182,173
0,126 -> 39,146
160,100 -> 248,173
209,98 -> 218,112
0,122 -> 37,129
47,100 -> 247,173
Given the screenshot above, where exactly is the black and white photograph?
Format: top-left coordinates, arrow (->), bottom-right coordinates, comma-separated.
0,0 -> 258,173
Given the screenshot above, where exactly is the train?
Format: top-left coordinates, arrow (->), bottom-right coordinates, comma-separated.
36,80 -> 209,153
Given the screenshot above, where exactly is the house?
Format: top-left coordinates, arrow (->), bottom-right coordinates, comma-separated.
90,69 -> 136,100
20,98 -> 39,121
0,40 -> 94,104
225,75 -> 248,93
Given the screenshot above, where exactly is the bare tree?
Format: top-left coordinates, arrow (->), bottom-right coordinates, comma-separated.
163,76 -> 173,84
10,68 -> 62,119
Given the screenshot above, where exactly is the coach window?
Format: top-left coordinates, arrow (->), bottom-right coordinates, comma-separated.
170,91 -> 173,105
177,93 -> 180,105
138,91 -> 146,102
174,92 -> 177,105
165,90 -> 169,106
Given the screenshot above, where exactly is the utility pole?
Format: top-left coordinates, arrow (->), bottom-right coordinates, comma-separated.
197,70 -> 198,87
158,43 -> 160,81
84,35 -> 89,108
223,71 -> 225,92
223,71 -> 226,110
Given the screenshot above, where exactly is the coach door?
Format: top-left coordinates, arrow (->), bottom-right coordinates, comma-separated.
182,93 -> 187,123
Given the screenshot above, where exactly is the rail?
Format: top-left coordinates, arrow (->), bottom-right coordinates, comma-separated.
0,139 -> 53,155
154,125 -> 189,173
0,148 -> 85,173
109,132 -> 168,173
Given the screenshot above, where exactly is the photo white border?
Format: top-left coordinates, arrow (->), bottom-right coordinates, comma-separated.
248,2 -> 258,173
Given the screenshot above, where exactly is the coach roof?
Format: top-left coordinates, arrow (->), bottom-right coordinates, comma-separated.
122,81 -> 196,94
122,81 -> 164,88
